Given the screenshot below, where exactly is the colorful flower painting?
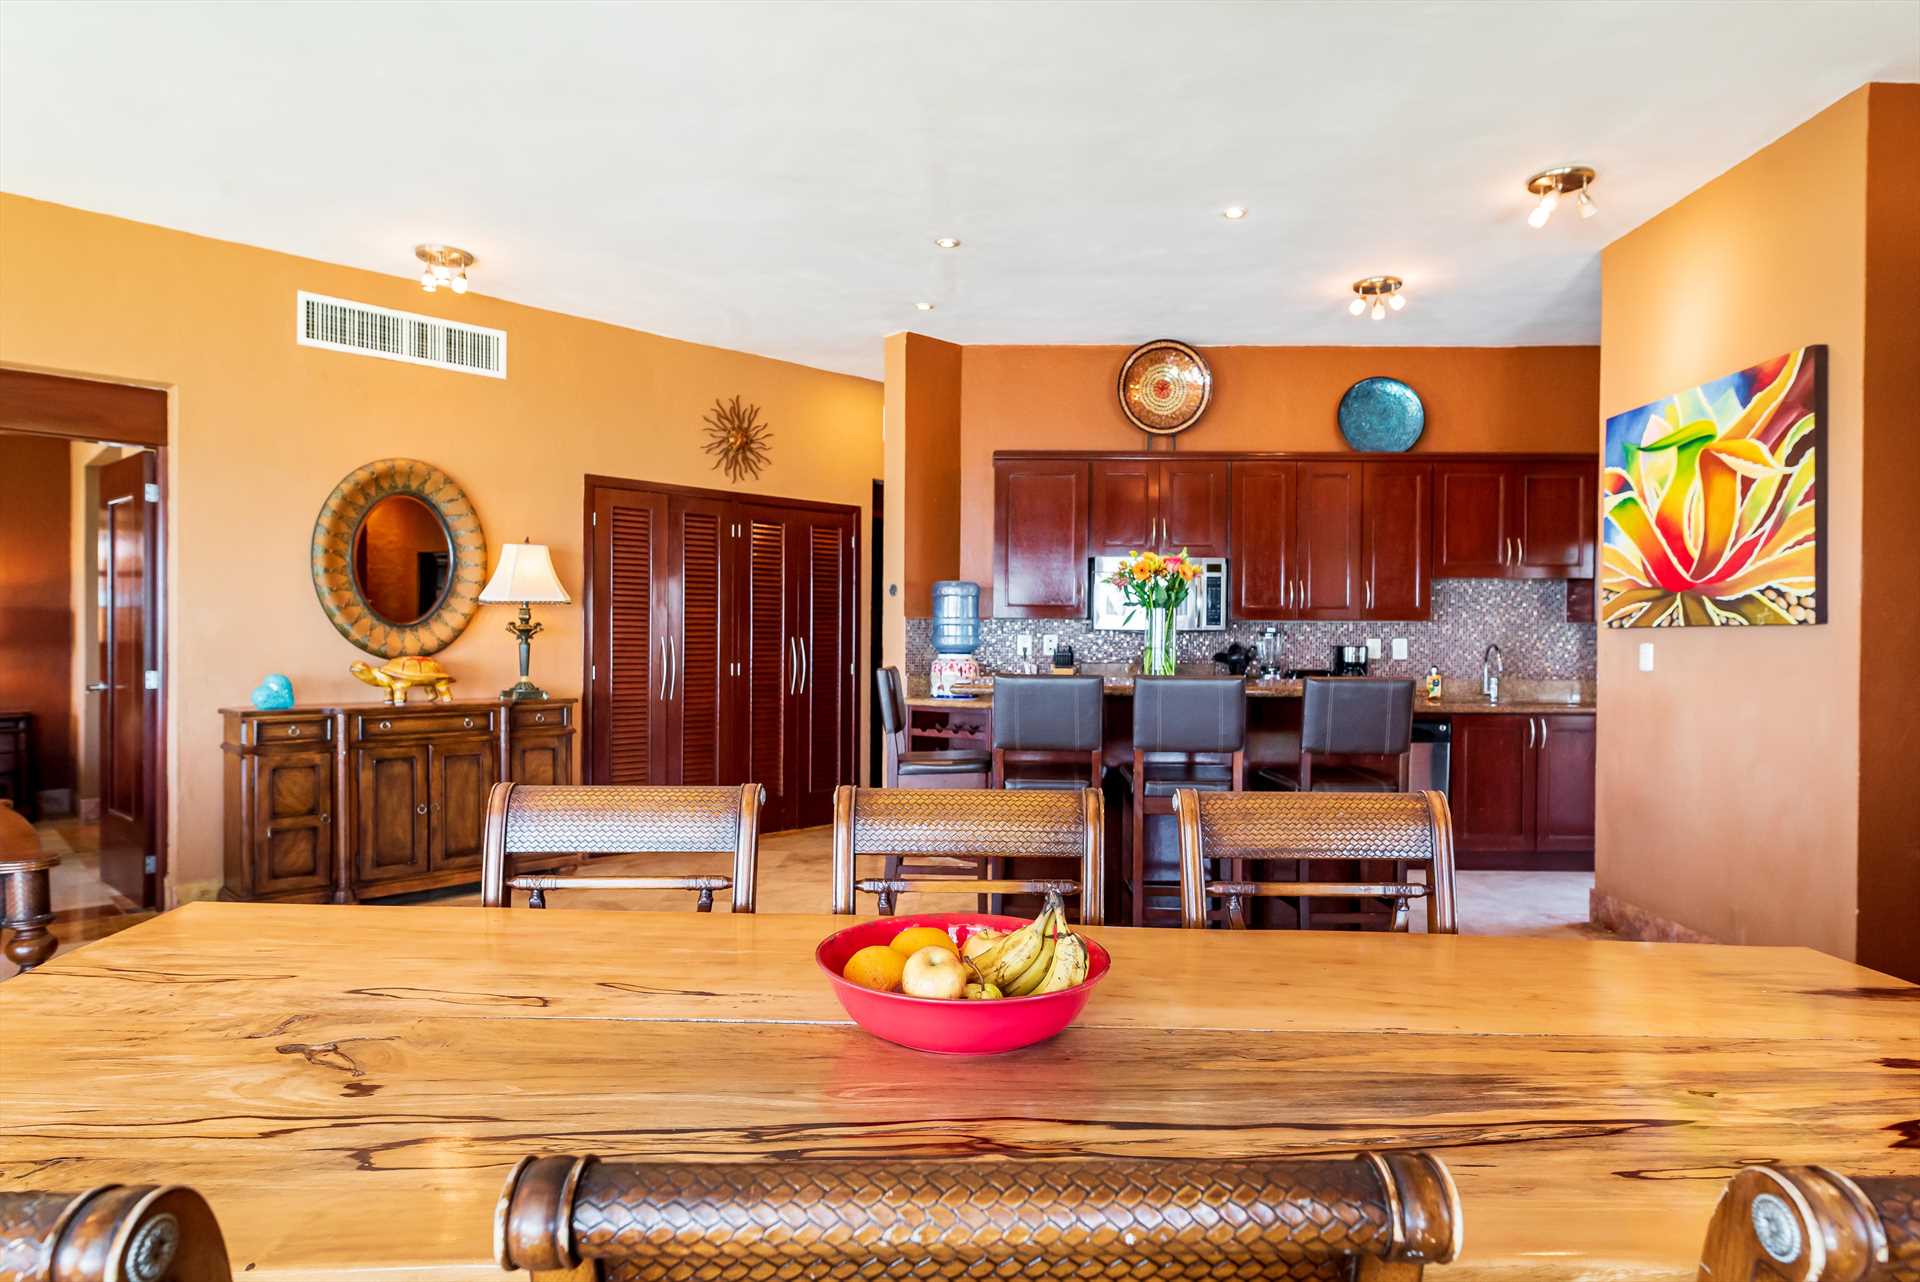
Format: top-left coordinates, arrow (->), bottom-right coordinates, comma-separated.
1601,346 -> 1825,628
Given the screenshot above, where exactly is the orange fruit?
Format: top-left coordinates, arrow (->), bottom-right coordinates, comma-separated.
889,925 -> 957,957
842,945 -> 907,992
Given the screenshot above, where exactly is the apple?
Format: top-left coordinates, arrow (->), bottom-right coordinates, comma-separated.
900,945 -> 967,1000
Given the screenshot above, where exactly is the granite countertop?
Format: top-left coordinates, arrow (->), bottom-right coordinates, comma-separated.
907,675 -> 1594,715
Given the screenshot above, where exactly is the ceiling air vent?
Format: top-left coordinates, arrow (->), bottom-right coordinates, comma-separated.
296,290 -> 506,379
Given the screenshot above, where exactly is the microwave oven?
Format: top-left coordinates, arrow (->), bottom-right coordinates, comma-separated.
1089,557 -> 1229,631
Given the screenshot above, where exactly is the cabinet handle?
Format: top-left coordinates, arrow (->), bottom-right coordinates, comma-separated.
462,717 -> 473,729
1365,581 -> 1373,611
787,637 -> 798,695
379,720 -> 392,731
669,637 -> 677,702
659,637 -> 669,700
287,725 -> 301,738
320,813 -> 330,824
533,711 -> 546,724
415,803 -> 429,816
1537,717 -> 1548,749
1525,718 -> 1535,749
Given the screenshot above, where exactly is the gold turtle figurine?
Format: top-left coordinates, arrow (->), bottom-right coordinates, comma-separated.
349,655 -> 456,705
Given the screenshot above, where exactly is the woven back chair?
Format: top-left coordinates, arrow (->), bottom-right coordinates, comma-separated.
0,1184 -> 231,1281
1173,789 -> 1457,933
496,1153 -> 1462,1279
830,785 -> 1104,923
1697,1165 -> 1916,1280
480,783 -> 762,912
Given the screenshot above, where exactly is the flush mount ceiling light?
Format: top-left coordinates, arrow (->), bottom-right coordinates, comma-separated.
1349,276 -> 1405,320
1525,165 -> 1598,228
934,237 -> 961,249
1222,205 -> 1248,220
415,243 -> 474,294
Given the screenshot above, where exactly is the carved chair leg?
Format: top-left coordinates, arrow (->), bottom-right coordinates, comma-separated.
696,888 -> 714,912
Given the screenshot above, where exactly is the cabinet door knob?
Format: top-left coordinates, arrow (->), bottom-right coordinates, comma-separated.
287,726 -> 301,738
534,712 -> 546,723
462,717 -> 473,729
320,813 -> 331,823
415,803 -> 429,815
379,720 -> 393,731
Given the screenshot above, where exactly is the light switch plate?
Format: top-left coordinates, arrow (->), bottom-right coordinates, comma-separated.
1016,633 -> 1033,658
1638,641 -> 1655,672
1391,638 -> 1409,661
1366,637 -> 1383,660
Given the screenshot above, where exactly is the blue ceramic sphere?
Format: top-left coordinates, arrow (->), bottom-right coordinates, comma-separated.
1337,377 -> 1425,452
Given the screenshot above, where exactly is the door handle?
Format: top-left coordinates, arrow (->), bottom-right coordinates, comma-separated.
788,637 -> 798,695
659,637 -> 668,700
85,682 -> 109,693
667,636 -> 677,702
1525,718 -> 1534,749
1537,717 -> 1548,749
804,637 -> 813,695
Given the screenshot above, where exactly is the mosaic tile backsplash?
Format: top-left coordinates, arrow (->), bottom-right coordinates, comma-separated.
904,579 -> 1595,686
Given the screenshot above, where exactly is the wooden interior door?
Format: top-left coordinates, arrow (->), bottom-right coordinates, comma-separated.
992,459 -> 1089,617
1361,462 -> 1431,620
1157,460 -> 1230,556
666,495 -> 732,786
588,487 -> 667,783
791,512 -> 856,828
1513,462 -> 1596,578
1293,462 -> 1364,619
1432,462 -> 1512,578
1450,715 -> 1536,853
97,452 -> 157,904
737,505 -> 796,829
1228,461 -> 1295,620
1088,459 -> 1156,556
427,736 -> 496,869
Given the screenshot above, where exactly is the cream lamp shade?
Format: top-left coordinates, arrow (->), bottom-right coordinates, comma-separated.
480,542 -> 571,604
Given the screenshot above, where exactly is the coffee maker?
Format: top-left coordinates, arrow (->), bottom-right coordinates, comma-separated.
1331,644 -> 1370,676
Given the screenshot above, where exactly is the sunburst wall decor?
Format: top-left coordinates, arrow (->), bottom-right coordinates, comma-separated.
702,395 -> 773,482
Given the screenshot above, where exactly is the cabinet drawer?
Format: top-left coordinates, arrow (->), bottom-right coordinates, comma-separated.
243,715 -> 335,747
354,709 -> 498,739
509,703 -> 570,731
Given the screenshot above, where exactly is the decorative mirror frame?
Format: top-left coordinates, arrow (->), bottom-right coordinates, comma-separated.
311,458 -> 487,657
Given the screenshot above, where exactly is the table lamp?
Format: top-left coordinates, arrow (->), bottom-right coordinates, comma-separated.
479,540 -> 571,702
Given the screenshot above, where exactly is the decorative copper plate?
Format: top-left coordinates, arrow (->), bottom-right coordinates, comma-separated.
1118,340 -> 1213,435
311,458 -> 486,658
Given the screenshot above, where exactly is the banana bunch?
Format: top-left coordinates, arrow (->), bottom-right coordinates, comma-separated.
960,893 -> 1090,999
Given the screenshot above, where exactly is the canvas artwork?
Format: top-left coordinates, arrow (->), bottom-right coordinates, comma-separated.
1600,345 -> 1826,628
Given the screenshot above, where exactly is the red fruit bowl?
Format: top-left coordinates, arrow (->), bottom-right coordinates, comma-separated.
816,913 -> 1112,1055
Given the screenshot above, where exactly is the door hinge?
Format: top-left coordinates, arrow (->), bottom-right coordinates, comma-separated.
143,482 -> 160,503
143,669 -> 160,690
144,854 -> 157,874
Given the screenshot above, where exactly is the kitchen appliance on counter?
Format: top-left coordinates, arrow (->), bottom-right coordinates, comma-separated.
1090,556 -> 1228,631
1332,645 -> 1370,676
929,580 -> 982,698
1411,719 -> 1451,795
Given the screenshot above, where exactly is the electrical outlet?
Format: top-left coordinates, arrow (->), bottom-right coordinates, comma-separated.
1638,641 -> 1655,672
1366,637 -> 1383,661
1041,633 -> 1059,656
1391,637 -> 1408,661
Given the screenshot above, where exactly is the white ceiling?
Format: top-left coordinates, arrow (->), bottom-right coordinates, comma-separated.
3,1 -> 1916,379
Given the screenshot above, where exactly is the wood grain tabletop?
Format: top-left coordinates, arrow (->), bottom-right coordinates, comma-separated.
0,901 -> 1913,1280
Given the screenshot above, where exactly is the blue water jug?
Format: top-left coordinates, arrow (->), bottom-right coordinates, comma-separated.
930,580 -> 981,654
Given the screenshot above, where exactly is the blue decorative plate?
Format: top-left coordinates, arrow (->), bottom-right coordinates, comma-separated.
1337,377 -> 1425,452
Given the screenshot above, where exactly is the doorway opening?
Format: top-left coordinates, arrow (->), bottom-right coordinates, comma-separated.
0,369 -> 168,970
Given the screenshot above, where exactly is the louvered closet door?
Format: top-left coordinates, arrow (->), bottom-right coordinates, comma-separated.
589,487 -> 668,784
792,512 -> 856,828
735,506 -> 796,830
666,495 -> 732,786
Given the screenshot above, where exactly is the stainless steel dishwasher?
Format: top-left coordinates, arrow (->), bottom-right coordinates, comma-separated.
1410,719 -> 1451,795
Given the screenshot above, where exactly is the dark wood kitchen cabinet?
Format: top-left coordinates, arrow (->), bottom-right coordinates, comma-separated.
1450,711 -> 1595,865
1360,461 -> 1431,620
1091,458 -> 1229,556
994,458 -> 1090,617
221,700 -> 575,902
1294,462 -> 1364,619
585,478 -> 859,832
1434,460 -> 1594,580
1229,461 -> 1296,619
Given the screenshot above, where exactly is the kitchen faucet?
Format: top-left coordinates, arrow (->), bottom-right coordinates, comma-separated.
1482,643 -> 1503,704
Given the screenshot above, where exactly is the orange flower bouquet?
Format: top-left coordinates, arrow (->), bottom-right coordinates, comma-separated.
1106,548 -> 1201,675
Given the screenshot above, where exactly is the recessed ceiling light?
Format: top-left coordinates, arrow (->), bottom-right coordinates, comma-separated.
1222,206 -> 1248,220
934,237 -> 961,249
915,301 -> 936,311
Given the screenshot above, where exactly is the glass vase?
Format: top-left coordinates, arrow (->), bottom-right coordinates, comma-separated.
1142,603 -> 1178,676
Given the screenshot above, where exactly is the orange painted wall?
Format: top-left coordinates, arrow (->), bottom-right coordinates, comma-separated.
1856,84 -> 1920,980
0,433 -> 76,797
1597,89 -> 1869,960
881,333 -> 964,671
954,345 -> 1598,602
0,194 -> 882,900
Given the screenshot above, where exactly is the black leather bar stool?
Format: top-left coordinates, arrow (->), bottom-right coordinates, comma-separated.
1123,675 -> 1246,926
1259,678 -> 1415,792
989,675 -> 1104,790
874,667 -> 990,789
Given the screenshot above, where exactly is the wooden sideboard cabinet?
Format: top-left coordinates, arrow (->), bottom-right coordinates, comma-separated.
220,699 -> 576,902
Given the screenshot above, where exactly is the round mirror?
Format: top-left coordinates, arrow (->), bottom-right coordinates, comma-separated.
352,494 -> 453,626
312,458 -> 486,657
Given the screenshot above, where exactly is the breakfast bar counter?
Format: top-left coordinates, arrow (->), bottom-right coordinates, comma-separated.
1,902 -> 1912,1280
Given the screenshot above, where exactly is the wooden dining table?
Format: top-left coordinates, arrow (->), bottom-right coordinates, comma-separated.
1,901 -> 1915,1279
